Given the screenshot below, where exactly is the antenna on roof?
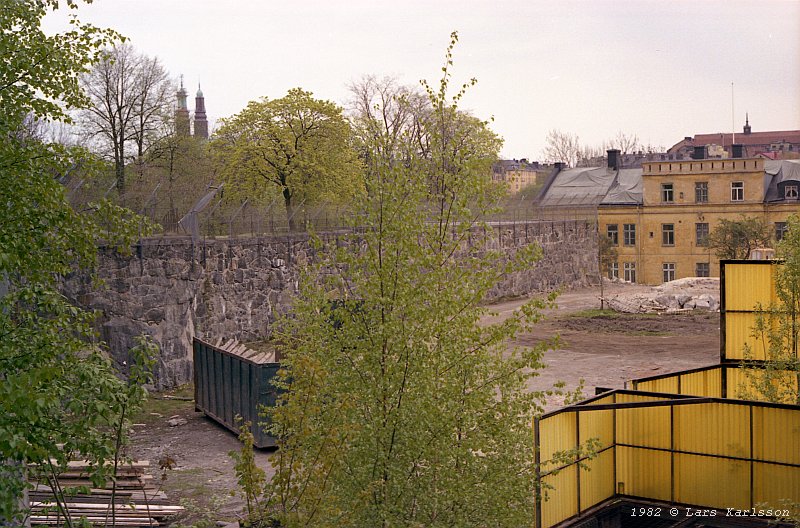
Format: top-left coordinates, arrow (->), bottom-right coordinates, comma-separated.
731,82 -> 736,146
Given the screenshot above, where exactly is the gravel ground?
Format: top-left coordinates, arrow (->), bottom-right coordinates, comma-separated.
129,280 -> 721,523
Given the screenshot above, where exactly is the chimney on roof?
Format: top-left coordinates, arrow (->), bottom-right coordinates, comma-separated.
554,162 -> 565,171
693,146 -> 707,160
607,149 -> 621,171
684,136 -> 692,141
732,144 -> 744,158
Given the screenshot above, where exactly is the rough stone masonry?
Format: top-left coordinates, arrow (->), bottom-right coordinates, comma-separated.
64,221 -> 598,389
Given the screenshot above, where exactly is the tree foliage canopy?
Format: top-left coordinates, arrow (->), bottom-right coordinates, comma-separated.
707,215 -> 772,260
79,42 -> 174,194
264,33 -> 563,528
0,2 -> 152,521
213,88 -> 363,228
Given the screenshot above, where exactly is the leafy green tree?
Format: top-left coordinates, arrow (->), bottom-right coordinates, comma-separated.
213,88 -> 363,230
738,214 -> 800,405
0,1 -> 152,522
707,215 -> 772,260
264,33 -> 560,528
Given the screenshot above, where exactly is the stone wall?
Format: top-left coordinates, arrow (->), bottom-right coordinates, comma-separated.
64,220 -> 598,389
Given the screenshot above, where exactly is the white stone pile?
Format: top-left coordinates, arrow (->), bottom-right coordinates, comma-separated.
604,277 -> 720,314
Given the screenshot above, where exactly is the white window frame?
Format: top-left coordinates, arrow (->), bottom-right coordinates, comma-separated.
608,262 -> 619,280
663,263 -> 676,283
623,262 -> 636,283
731,181 -> 744,202
661,183 -> 674,203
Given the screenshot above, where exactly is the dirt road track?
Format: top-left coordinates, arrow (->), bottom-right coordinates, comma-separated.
130,282 -> 720,522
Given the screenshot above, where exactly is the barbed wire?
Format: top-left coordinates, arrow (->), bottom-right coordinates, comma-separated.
69,176 -> 598,239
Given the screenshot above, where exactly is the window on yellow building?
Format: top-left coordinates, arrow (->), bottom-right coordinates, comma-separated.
776,222 -> 789,241
731,181 -> 744,201
609,262 -> 619,280
661,183 -> 674,203
695,182 -> 708,203
696,262 -> 710,277
606,224 -> 618,245
662,224 -> 674,246
786,185 -> 798,199
623,262 -> 636,283
623,224 -> 636,246
695,223 -> 709,246
662,263 -> 675,283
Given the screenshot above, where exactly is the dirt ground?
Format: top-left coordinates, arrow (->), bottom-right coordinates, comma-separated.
129,281 -> 720,524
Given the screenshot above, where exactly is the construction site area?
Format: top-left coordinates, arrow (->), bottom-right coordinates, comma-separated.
124,279 -> 726,524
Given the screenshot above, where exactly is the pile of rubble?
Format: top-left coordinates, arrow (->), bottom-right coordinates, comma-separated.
604,277 -> 720,314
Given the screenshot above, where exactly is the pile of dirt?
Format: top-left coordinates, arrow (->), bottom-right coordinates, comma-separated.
604,277 -> 720,313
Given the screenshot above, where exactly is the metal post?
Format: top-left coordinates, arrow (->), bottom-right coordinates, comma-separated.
533,417 -> 542,528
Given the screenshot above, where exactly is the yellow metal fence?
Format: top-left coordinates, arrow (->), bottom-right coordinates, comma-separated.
534,389 -> 800,528
629,364 -> 800,402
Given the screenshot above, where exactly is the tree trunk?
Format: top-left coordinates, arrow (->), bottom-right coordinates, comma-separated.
284,189 -> 297,232
115,142 -> 126,197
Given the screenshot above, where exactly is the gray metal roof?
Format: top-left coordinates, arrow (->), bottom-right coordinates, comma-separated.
537,166 -> 643,207
600,168 -> 643,205
764,159 -> 800,202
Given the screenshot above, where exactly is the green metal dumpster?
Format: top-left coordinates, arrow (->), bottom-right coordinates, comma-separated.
193,337 -> 280,448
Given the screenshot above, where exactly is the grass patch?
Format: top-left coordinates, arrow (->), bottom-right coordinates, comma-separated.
133,383 -> 195,424
161,467 -> 213,501
564,309 -> 621,319
564,309 -> 663,319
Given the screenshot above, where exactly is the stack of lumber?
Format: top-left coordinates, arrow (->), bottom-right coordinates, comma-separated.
29,460 -> 184,527
214,336 -> 277,363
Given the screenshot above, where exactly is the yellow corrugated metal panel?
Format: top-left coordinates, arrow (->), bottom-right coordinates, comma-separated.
725,312 -> 767,360
724,263 -> 776,311
727,367 -> 758,399
579,449 -> 615,511
616,446 -> 670,500
674,453 -> 750,510
615,393 -> 672,404
539,412 -> 577,472
616,406 -> 671,449
674,403 -> 750,458
583,394 -> 616,406
540,466 -> 578,528
753,461 -> 800,505
680,368 -> 722,397
753,406 -> 800,465
579,409 -> 614,450
636,377 -> 679,394
729,367 -> 800,403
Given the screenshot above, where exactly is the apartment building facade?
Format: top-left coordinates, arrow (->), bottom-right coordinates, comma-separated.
599,156 -> 800,284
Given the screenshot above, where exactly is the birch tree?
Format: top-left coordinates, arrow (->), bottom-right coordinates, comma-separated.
265,33 -> 560,528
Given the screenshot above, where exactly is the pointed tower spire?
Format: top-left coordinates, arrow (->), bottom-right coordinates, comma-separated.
175,74 -> 190,136
193,81 -> 208,139
743,113 -> 751,135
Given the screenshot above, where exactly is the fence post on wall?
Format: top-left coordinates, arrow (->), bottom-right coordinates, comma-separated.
533,416 -> 542,528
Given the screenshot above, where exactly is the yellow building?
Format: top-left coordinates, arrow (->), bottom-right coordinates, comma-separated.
492,159 -> 544,194
598,157 -> 800,284
535,149 -> 800,284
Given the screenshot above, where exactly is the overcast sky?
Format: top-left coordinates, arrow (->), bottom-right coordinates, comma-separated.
44,0 -> 800,159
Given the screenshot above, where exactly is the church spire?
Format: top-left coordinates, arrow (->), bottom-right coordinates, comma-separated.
193,82 -> 208,139
743,112 -> 751,135
175,74 -> 190,136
